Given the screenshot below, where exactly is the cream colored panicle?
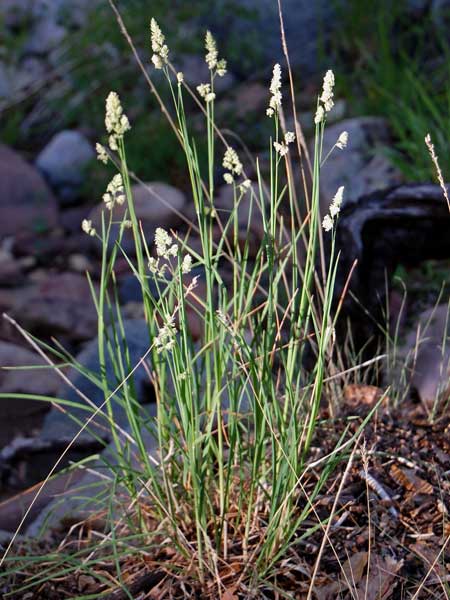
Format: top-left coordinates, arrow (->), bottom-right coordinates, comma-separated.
81,219 -> 96,236
314,105 -> 325,125
320,69 -> 335,112
267,63 -> 282,116
336,131 -> 348,149
154,315 -> 177,353
322,214 -> 333,232
329,186 -> 344,218
181,254 -> 193,274
105,92 -> 130,151
154,227 -> 178,259
96,143 -> 108,164
150,18 -> 169,68
223,147 -> 243,175
103,173 -> 125,210
205,30 -> 218,70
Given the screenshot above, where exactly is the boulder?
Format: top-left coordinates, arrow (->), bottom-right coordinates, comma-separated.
0,144 -> 59,239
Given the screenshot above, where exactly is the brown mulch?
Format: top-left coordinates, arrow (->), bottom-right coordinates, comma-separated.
1,389 -> 449,599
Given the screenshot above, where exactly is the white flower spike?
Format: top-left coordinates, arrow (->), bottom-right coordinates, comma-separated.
223,147 -> 243,176
336,131 -> 348,150
320,69 -> 335,112
150,18 -> 169,68
267,63 -> 282,116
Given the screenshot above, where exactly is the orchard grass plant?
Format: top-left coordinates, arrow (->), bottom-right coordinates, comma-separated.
0,14 -> 381,600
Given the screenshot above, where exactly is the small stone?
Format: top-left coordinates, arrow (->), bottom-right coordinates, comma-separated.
0,249 -> 23,285
25,19 -> 67,55
67,253 -> 92,273
14,57 -> 47,94
0,62 -> 10,100
0,0 -> 31,28
35,130 -> 95,203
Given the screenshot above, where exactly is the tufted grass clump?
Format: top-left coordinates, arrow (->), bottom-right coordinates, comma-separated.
0,16 -> 371,600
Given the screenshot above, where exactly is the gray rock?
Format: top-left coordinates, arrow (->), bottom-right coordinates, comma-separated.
89,182 -> 186,254
176,54 -> 236,93
31,0 -> 100,27
36,130 -> 94,201
0,144 -> 59,239
0,58 -> 47,105
219,0 -> 335,76
315,117 -> 404,213
0,63 -> 10,100
39,319 -> 156,444
15,57 -> 47,90
0,0 -> 32,28
25,19 -> 67,55
431,0 -> 450,27
216,181 -> 264,237
397,304 -> 450,408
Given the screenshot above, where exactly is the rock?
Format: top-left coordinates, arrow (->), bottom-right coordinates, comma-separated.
334,184 -> 450,352
35,130 -> 94,203
15,57 -> 47,91
216,181 -> 265,239
0,0 -> 31,28
10,271 -> 99,342
204,0 -> 338,76
0,250 -> 23,286
25,420 -> 158,537
312,117 -> 404,213
0,341 -> 60,445
60,204 -> 94,233
25,19 -> 67,55
232,82 -> 268,118
397,305 -> 450,409
118,274 -> 160,305
0,63 -> 10,100
32,0 -> 100,27
39,319 -> 156,444
432,0 -> 450,26
0,144 -> 59,239
0,467 -> 87,533
67,253 -> 92,273
296,99 -> 347,136
176,54 -> 235,93
88,182 -> 186,254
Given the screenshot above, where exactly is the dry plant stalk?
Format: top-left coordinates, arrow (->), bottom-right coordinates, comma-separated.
425,133 -> 450,211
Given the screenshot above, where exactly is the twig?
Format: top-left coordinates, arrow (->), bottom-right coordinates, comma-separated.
359,469 -> 399,519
